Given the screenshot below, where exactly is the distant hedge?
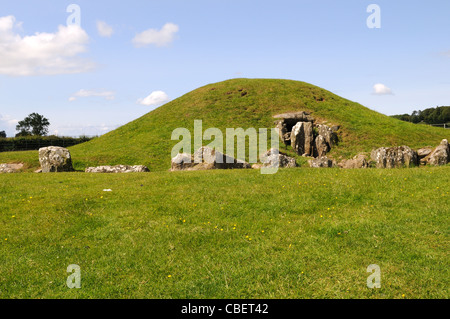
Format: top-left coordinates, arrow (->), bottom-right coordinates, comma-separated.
0,135 -> 95,152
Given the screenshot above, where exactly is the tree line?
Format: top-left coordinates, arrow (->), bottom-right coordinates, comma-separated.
1,112 -> 51,138
391,106 -> 450,124
0,113 -> 95,151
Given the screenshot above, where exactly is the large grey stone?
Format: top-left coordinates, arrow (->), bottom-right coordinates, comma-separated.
338,154 -> 369,169
275,120 -> 290,144
315,135 -> 329,157
370,146 -> 418,168
38,146 -> 74,173
317,124 -> 338,147
426,139 -> 450,166
417,147 -> 433,165
417,147 -> 433,159
273,111 -> 314,122
171,153 -> 195,171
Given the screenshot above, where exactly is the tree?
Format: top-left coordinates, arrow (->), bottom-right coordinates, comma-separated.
15,113 -> 50,136
410,110 -> 421,123
0,130 -> 6,138
391,106 -> 450,124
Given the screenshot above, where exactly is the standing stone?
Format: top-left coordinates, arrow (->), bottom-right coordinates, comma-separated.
38,146 -> 74,172
291,122 -> 313,156
426,139 -> 450,166
315,135 -> 329,157
275,120 -> 290,144
370,146 -> 418,168
317,124 -> 338,147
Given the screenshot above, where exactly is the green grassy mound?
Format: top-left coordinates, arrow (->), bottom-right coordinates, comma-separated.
1,78 -> 449,171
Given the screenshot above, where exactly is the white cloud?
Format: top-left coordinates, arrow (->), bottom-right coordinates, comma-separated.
69,89 -> 115,102
0,114 -> 19,136
137,90 -> 170,106
0,15 -> 94,76
132,23 -> 179,47
0,114 -> 18,125
373,83 -> 393,95
96,20 -> 113,37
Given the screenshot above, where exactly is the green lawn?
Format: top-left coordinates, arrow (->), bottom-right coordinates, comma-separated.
1,167 -> 448,299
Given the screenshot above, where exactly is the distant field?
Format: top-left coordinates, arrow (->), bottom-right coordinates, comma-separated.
1,167 -> 448,298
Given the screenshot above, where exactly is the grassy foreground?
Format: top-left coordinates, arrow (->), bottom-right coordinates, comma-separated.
0,167 -> 448,299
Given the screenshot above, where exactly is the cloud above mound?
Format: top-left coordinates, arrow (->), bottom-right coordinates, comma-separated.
69,89 -> 115,102
132,23 -> 179,47
373,83 -> 393,95
137,91 -> 170,106
0,15 -> 94,76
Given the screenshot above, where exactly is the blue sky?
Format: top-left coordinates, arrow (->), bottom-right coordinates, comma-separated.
0,0 -> 449,137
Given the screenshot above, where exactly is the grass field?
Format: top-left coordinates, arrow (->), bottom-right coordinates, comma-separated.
1,167 -> 448,299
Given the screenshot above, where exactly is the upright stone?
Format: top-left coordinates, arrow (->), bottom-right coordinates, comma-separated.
275,120 -> 290,144
315,135 -> 329,157
317,124 -> 338,147
291,122 -> 313,156
38,146 -> 74,172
